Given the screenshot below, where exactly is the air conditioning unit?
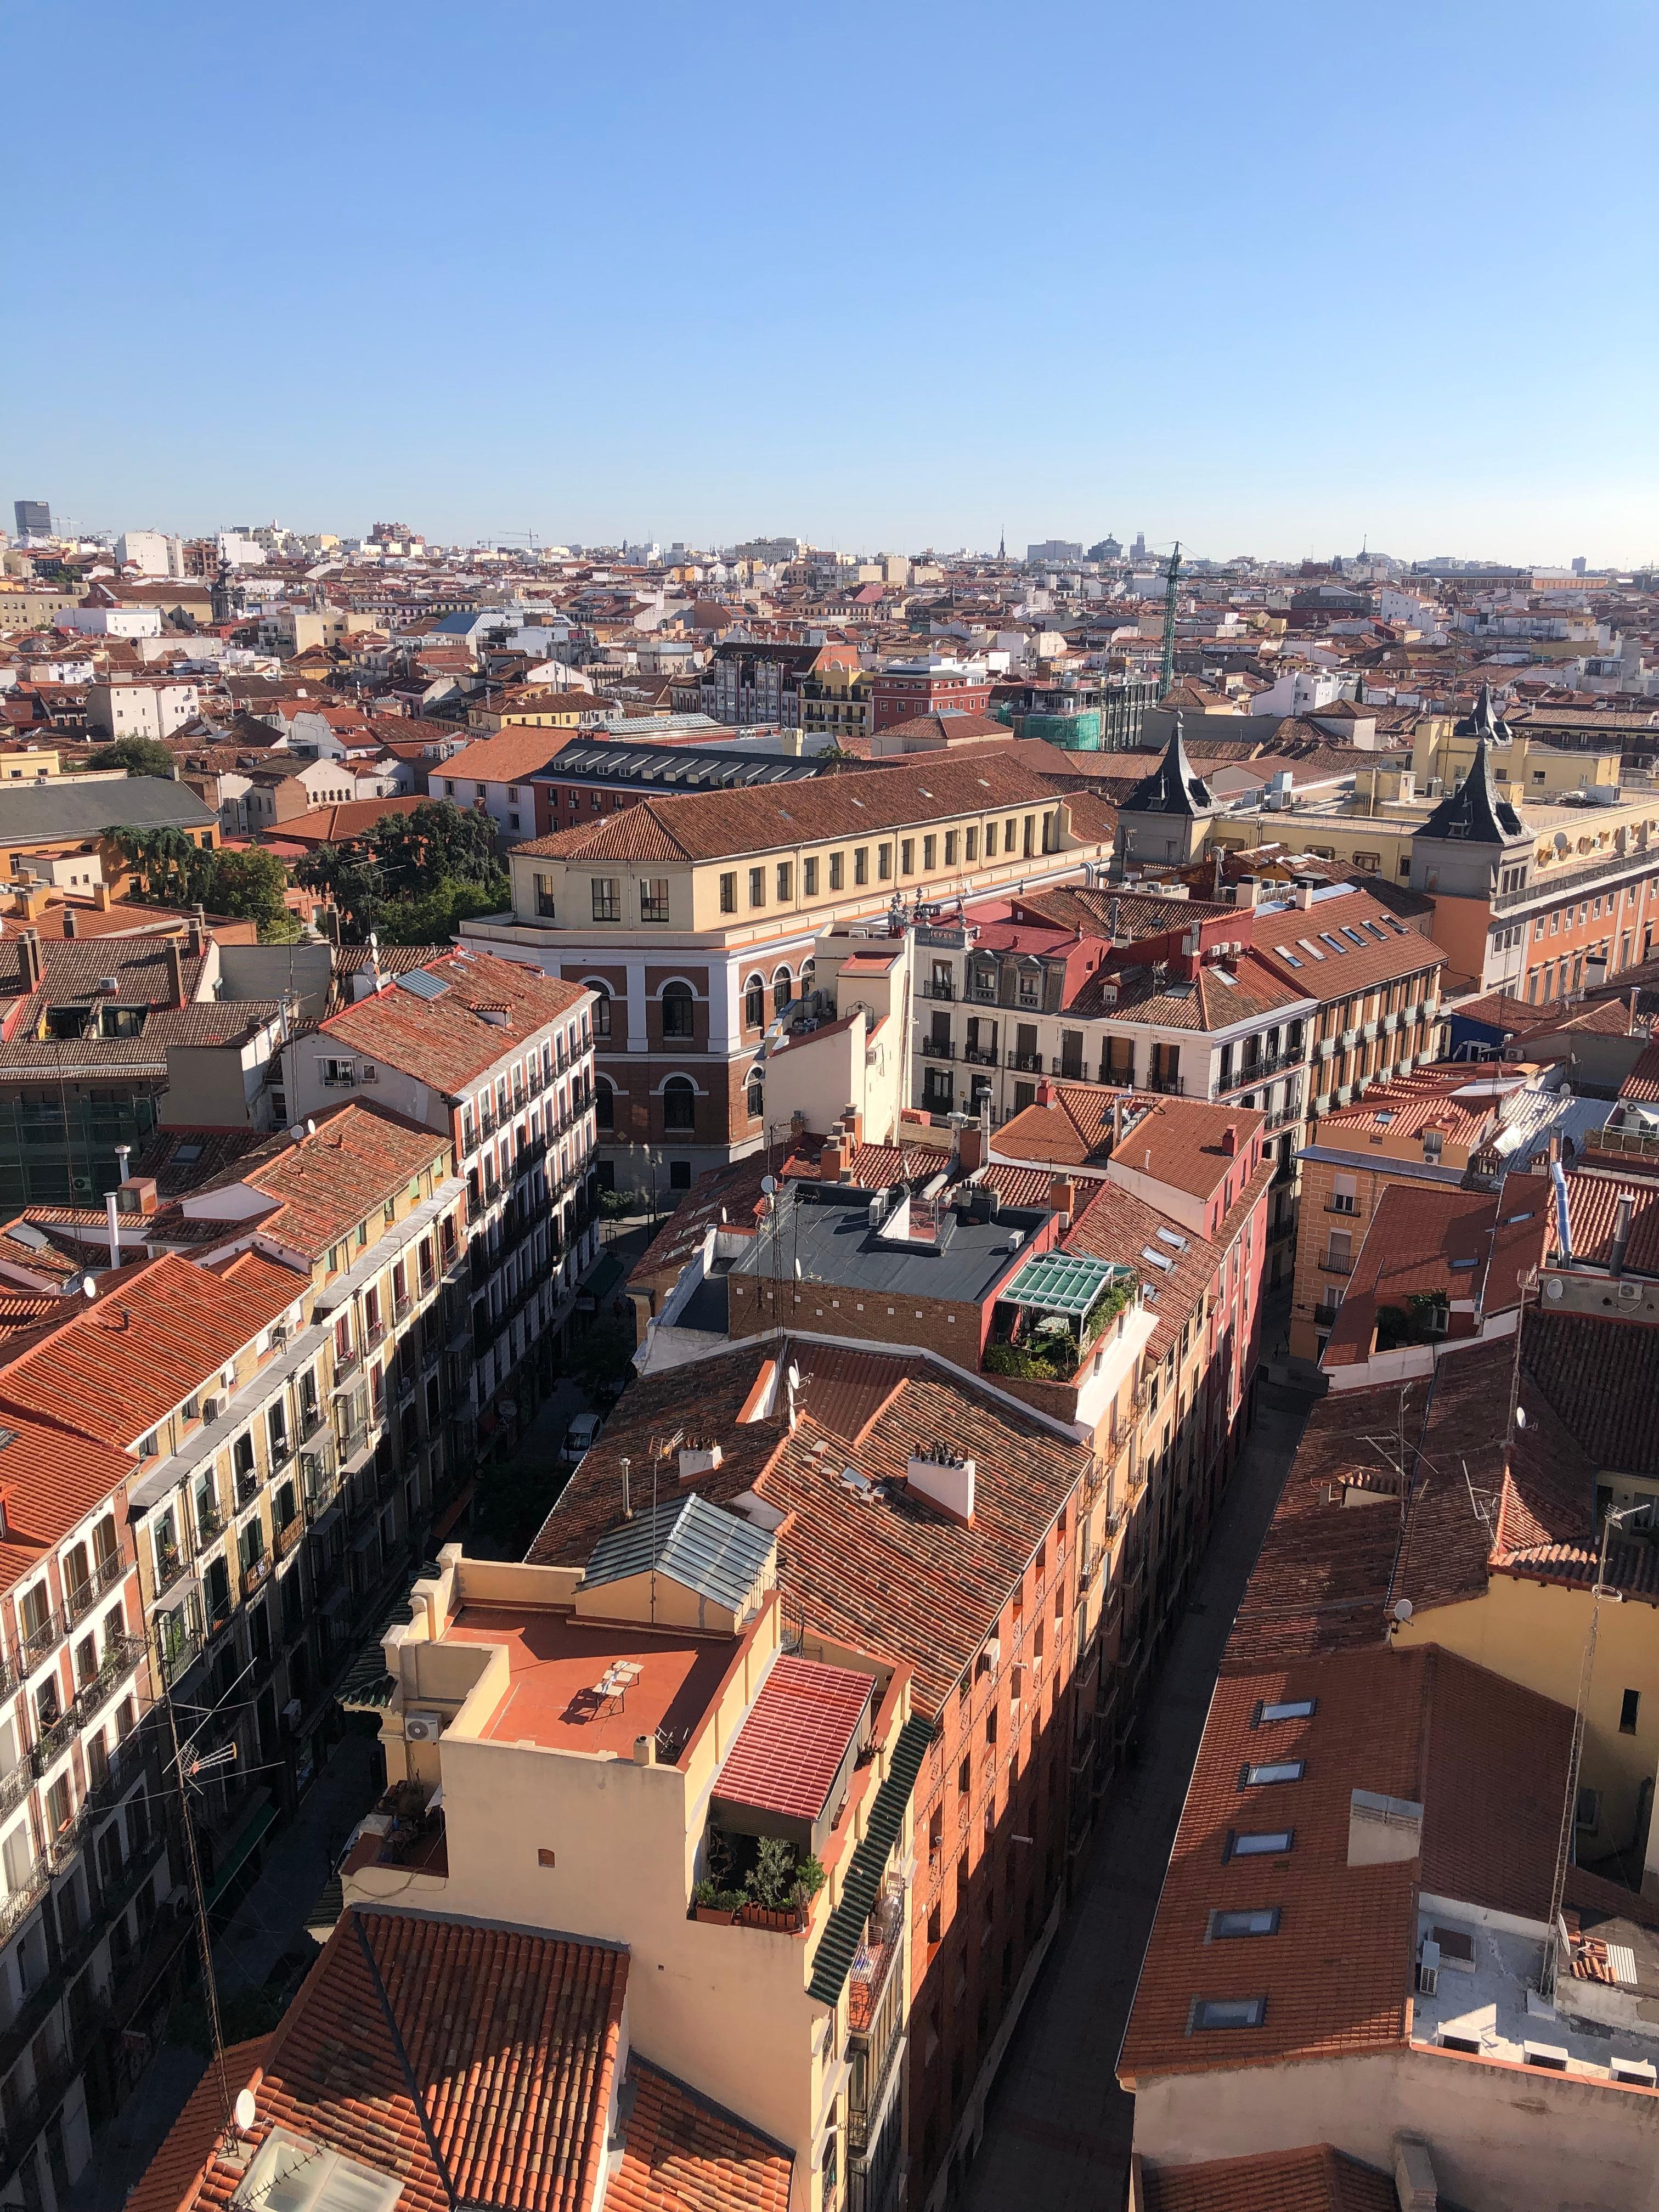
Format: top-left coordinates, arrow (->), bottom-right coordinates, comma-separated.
1417,1937 -> 1441,1996
201,1396 -> 222,1423
281,1697 -> 302,1729
404,1709 -> 443,1743
221,1365 -> 236,1390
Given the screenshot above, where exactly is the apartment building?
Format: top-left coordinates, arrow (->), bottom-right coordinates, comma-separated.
870,658 -> 993,735
700,640 -> 825,728
0,1403 -> 172,2212
800,660 -> 873,747
85,679 -> 200,744
524,1331 -> 1091,2212
529,738 -> 841,840
463,754 -> 1115,1195
286,948 -> 599,1425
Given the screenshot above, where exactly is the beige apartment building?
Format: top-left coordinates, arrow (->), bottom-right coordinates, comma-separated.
461,752 -> 1116,1197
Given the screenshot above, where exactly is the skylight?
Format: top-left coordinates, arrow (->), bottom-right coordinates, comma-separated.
1257,1697 -> 1316,1723
1156,1227 -> 1188,1252
1274,944 -> 1303,968
1209,1908 -> 1280,1938
1319,933 -> 1346,955
1228,1828 -> 1293,1858
1242,1760 -> 1305,1786
1297,938 -> 1325,960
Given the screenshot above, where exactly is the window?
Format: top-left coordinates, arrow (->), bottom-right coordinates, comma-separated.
1208,1908 -> 1280,1939
829,851 -> 844,890
923,833 -> 936,870
719,871 -> 737,914
803,856 -> 819,896
1242,1759 -> 1304,1786
1331,1175 -> 1357,1215
595,1084 -> 614,1130
534,873 -> 556,918
744,974 -> 765,1028
1621,1688 -> 1641,1735
746,1077 -> 764,1118
1190,1996 -> 1266,2032
661,982 -> 694,1038
640,878 -> 670,923
878,843 -> 893,879
1256,1698 -> 1316,1724
900,839 -> 915,874
776,861 -> 792,901
944,829 -> 958,866
772,968 -> 792,1015
662,1078 -> 696,1132
591,877 -> 621,922
590,985 -> 611,1038
965,825 -> 979,861
1576,1786 -> 1601,1831
854,847 -> 868,885
984,821 -> 998,858
748,866 -> 765,908
1226,1829 -> 1293,1859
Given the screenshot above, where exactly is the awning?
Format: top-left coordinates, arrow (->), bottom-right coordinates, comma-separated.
808,1716 -> 932,2006
203,1795 -> 278,1910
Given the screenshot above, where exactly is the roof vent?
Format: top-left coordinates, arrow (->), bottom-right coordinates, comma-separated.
1393,2134 -> 1438,2211
1347,1787 -> 1423,1866
678,1441 -> 723,1481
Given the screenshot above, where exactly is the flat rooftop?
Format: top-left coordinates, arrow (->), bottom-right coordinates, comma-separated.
736,1180 -> 1050,1307
1413,1897 -> 1659,2088
444,1605 -> 737,1761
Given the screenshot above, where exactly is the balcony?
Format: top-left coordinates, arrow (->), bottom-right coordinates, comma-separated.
275,1515 -> 304,1562
267,1432 -> 294,1472
71,1633 -> 146,1729
918,979 -> 955,1002
920,1038 -> 955,1060
195,1502 -> 225,1546
234,1469 -> 261,1513
1146,1068 -> 1186,1096
1005,1049 -> 1043,1073
962,1045 -> 998,1067
63,1551 -> 126,1629
1319,1252 -> 1354,1277
242,1554 -> 271,1601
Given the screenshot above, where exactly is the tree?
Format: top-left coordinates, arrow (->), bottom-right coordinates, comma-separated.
206,847 -> 302,942
370,800 -> 499,888
111,823 -> 211,907
88,735 -> 177,778
374,872 -> 510,945
292,804 -> 507,944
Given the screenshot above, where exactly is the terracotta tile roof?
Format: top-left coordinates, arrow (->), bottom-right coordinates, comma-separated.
264,793 -> 431,847
125,2037 -> 270,2212
1255,889 -> 1444,1001
1066,946 -> 1306,1031
233,1102 -> 449,1259
133,1906 -> 627,2212
1312,1066 -> 1503,1149
1010,884 -> 1231,942
531,1335 -> 1087,1719
319,950 -> 586,1097
1141,2144 -> 1398,2212
441,727 -> 575,783
1520,1308 -> 1659,1481
1111,1096 -> 1269,1206
608,2057 -> 792,2212
1552,1163 -> 1659,1273
0,1248 -> 304,1449
994,1085 -> 1266,1211
0,1407 -> 138,1598
1320,1185 -> 1547,1369
1060,1177 -> 1218,1362
715,1654 -> 873,1823
1117,1645 -> 1570,2086
1618,1039 -> 1659,1102
516,752 -> 1105,868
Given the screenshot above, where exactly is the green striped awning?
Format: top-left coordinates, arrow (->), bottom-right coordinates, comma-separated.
337,1598 -> 415,1712
808,1716 -> 932,2006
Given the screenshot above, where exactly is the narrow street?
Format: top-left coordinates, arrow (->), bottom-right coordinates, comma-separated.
963,1379 -> 1312,2212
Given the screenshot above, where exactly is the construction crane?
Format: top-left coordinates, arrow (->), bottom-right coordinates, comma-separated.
1159,539 -> 1183,697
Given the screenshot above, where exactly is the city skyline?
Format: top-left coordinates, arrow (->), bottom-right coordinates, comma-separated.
9,0 -> 1656,563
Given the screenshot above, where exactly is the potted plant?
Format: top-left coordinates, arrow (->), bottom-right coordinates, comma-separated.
690,1879 -> 743,1925
740,1838 -> 824,1931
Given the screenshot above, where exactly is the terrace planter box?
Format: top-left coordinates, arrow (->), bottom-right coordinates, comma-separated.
738,1900 -> 807,1933
693,1904 -> 740,1925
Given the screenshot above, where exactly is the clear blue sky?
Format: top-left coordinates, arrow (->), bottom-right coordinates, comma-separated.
10,1 -> 1657,566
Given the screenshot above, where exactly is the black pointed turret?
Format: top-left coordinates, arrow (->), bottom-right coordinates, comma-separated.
1119,714 -> 1214,818
1419,729 -> 1523,844
1453,681 -> 1513,744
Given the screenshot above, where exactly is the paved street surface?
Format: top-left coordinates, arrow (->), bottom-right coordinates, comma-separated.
963,1380 -> 1312,2212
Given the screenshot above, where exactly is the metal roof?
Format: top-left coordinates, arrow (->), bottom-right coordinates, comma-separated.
582,1493 -> 774,1615
808,1715 -> 932,2005
395,966 -> 451,1001
1002,1248 -> 1133,1317
536,739 -> 833,792
0,776 -> 217,846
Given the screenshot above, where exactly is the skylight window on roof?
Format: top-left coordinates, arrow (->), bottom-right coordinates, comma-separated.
1227,1828 -> 1293,1858
1319,933 -> 1346,955
1190,1996 -> 1266,2030
244,2129 -> 402,2212
1341,928 -> 1368,946
1208,1908 -> 1280,1939
396,968 -> 451,1002
1241,1760 -> 1304,1786
1156,1227 -> 1188,1251
1256,1697 -> 1316,1723
1274,944 -> 1303,968
173,1142 -> 203,1164
1140,1245 -> 1175,1272
1297,938 -> 1325,960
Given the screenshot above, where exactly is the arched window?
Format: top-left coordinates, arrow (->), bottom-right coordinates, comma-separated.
586,983 -> 612,1039
663,1077 -> 696,1132
772,966 -> 792,1015
746,1077 -> 764,1120
595,1084 -> 615,1131
744,974 -> 765,1029
661,980 -> 694,1039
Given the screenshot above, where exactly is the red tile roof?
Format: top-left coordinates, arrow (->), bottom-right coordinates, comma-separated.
1117,1645 -> 1570,2086
133,1907 -> 627,2212
0,1249 -> 304,1449
715,1654 -> 873,1823
607,2058 -> 792,2212
1140,2143 -> 1398,2212
319,949 -> 586,1097
233,1102 -> 449,1259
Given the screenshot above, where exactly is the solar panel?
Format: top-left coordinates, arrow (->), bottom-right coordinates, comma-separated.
396,968 -> 450,1001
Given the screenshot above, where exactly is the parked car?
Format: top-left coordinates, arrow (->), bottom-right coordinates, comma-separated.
561,1410 -> 603,1464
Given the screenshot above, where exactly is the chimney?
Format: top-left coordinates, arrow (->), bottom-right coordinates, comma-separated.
1035,1078 -> 1056,1107
1631,988 -> 1640,1037
1222,1121 -> 1238,1157
957,1124 -> 984,1172
845,1105 -> 864,1146
105,1193 -> 121,1272
633,1734 -> 656,1767
92,882 -> 111,911
620,1455 -> 633,1520
119,1175 -> 159,1218
61,907 -> 76,939
1393,2135 -> 1438,2212
905,1450 -> 975,1525
166,938 -> 187,1008
820,1139 -> 846,1183
1049,1173 -> 1075,1227
19,928 -> 41,994
1295,883 -> 1316,911
1610,1191 -> 1634,1278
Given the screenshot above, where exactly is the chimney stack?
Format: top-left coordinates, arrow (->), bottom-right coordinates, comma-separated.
105,1193 -> 121,1274
19,928 -> 41,994
1222,1122 -> 1239,1158
1049,1173 -> 1075,1227
1610,1192 -> 1634,1279
166,938 -> 187,1008
820,1140 -> 846,1183
957,1124 -> 983,1173
61,908 -> 76,939
1035,1078 -> 1056,1108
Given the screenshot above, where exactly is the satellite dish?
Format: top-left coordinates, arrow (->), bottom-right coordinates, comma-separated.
289,1124 -> 304,1143
787,1364 -> 802,1391
760,1175 -> 777,1195
82,1278 -> 97,1300
1515,1406 -> 1528,1429
304,1118 -> 316,1136
234,2087 -> 257,2134
1392,1598 -> 1414,1623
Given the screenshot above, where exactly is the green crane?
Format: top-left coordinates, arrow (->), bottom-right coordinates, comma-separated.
1159,539 -> 1182,697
